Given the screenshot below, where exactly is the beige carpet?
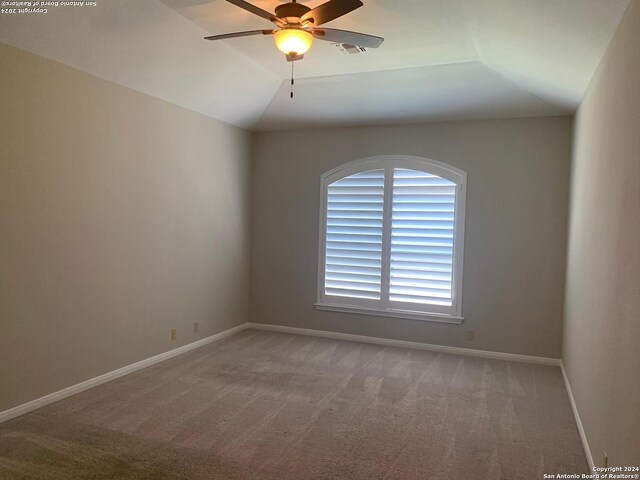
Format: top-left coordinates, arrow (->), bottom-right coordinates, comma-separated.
0,329 -> 588,479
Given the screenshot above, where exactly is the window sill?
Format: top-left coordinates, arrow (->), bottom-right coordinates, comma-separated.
314,303 -> 464,324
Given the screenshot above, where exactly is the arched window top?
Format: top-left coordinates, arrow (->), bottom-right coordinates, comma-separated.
317,156 -> 467,323
322,155 -> 466,187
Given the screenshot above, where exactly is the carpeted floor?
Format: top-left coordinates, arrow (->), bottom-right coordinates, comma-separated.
0,329 -> 588,479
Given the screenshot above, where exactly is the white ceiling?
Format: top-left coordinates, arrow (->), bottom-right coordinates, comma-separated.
0,0 -> 631,131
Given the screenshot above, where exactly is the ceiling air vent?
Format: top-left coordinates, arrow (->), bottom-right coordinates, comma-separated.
334,43 -> 367,55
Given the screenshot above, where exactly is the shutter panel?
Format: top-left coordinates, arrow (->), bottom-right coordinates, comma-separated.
389,169 -> 456,306
325,170 -> 384,300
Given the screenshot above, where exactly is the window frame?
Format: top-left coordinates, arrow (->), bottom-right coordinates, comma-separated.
316,155 -> 467,324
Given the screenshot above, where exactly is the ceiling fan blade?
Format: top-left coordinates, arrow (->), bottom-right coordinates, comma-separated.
313,28 -> 384,48
204,30 -> 275,41
225,0 -> 284,26
301,0 -> 363,26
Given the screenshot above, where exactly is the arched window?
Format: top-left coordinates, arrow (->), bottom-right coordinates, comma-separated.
316,156 -> 466,323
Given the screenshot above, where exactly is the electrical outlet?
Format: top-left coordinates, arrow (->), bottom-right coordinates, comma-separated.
194,322 -> 199,333
467,330 -> 476,341
171,329 -> 177,341
603,452 -> 608,468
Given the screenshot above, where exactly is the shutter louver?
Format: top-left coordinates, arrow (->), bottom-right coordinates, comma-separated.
325,170 -> 384,300
389,169 -> 456,306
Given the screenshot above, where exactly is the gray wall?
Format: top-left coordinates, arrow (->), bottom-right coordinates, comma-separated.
0,43 -> 252,412
251,117 -> 573,358
563,0 -> 640,467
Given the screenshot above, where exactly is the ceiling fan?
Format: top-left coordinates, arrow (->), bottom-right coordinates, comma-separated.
204,0 -> 384,62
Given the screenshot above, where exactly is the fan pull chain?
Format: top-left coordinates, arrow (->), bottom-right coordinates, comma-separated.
290,61 -> 295,99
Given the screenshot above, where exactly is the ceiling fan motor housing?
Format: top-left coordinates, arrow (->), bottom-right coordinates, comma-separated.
275,2 -> 311,24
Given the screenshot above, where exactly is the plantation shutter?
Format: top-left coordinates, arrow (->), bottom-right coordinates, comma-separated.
324,170 -> 385,300
389,169 -> 456,306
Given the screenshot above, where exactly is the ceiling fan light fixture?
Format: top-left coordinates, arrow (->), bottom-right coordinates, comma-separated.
274,28 -> 314,56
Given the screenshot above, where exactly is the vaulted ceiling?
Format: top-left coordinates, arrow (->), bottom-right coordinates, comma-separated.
0,0 -> 631,130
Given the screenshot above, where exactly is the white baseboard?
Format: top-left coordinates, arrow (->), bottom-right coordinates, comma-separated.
0,323 -> 248,425
246,323 -> 561,366
561,361 -> 595,471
